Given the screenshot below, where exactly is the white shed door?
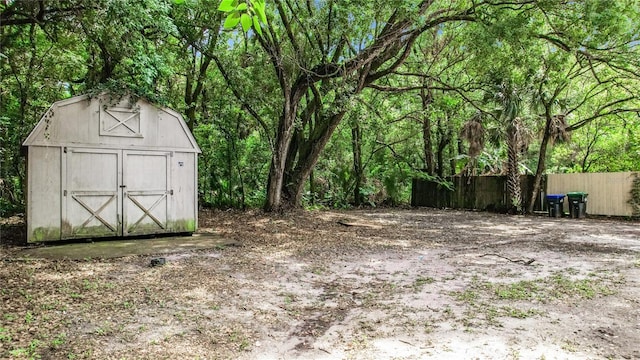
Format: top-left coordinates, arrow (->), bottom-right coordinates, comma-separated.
63,148 -> 121,238
63,148 -> 172,239
122,151 -> 171,235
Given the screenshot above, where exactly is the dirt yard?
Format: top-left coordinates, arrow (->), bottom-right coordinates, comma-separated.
1,208 -> 639,359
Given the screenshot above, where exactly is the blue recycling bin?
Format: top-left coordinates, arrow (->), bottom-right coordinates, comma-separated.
546,194 -> 565,218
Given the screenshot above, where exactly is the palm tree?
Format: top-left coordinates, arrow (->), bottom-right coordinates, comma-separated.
461,78 -> 532,213
459,111 -> 485,176
495,81 -> 529,214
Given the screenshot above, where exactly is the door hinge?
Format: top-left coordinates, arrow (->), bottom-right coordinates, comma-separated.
63,147 -> 67,153
63,190 -> 67,196
169,189 -> 174,195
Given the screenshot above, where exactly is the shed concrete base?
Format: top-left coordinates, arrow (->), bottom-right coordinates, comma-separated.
18,233 -> 239,260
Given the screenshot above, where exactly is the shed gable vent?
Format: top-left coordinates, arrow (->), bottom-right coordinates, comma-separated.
100,106 -> 142,138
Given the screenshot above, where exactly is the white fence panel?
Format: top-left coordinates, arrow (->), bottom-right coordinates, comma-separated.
547,172 -> 638,217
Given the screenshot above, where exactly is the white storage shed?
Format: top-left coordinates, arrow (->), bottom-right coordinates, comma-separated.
22,93 -> 201,242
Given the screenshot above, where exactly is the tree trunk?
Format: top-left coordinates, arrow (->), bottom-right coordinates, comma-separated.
184,55 -> 211,131
352,123 -> 363,206
436,115 -> 452,178
284,111 -> 348,207
527,114 -> 553,214
506,121 -> 522,214
421,86 -> 434,175
452,137 -> 462,176
309,170 -> 315,205
423,116 -> 435,175
264,102 -> 298,211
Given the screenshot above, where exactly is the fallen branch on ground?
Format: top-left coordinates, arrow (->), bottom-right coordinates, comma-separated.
480,253 -> 535,265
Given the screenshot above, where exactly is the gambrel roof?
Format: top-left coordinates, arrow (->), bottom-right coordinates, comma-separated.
24,93 -> 200,153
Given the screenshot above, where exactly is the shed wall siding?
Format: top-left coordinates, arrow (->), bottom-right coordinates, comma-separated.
157,110 -> 195,149
27,146 -> 62,242
172,152 -> 197,232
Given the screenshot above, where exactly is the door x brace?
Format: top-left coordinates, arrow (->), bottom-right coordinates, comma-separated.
72,194 -> 117,232
127,194 -> 167,230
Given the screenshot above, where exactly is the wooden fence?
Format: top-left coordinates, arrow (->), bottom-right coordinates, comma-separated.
412,172 -> 640,217
411,175 -> 544,212
547,172 -> 639,217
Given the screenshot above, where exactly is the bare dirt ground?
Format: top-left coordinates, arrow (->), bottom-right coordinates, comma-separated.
1,208 -> 639,360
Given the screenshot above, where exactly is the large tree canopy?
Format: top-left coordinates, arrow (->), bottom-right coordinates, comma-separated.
1,0 -> 639,215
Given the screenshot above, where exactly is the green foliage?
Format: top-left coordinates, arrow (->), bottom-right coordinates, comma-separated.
194,119 -> 270,209
548,116 -> 640,173
218,0 -> 267,35
0,0 -> 639,214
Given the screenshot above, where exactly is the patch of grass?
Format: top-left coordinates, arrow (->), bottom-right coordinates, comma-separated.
10,339 -> 41,359
451,276 -> 491,305
413,276 -> 435,291
495,269 -> 515,278
453,289 -> 479,303
238,339 -> 251,351
69,292 -> 84,299
95,323 -> 113,336
18,289 -> 33,302
548,274 -> 613,300
493,271 -> 618,303
423,321 -> 436,334
173,311 -> 186,321
484,306 -> 501,326
441,306 -> 455,320
495,280 -> 539,300
82,279 -> 99,291
501,306 -> 541,319
449,270 -> 617,327
51,332 -> 67,348
561,339 -> 578,352
228,330 -> 251,351
122,300 -> 134,309
40,301 -> 63,311
24,311 -> 34,324
0,327 -> 12,343
280,292 -> 296,305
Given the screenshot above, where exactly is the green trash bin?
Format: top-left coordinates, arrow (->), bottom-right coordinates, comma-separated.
567,192 -> 588,218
